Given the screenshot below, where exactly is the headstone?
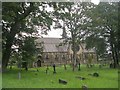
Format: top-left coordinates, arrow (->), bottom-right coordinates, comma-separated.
59,79 -> 67,85
93,72 -> 99,77
53,64 -> 56,74
82,85 -> 88,90
46,65 -> 49,74
18,72 -> 21,79
78,63 -> 80,71
46,69 -> 48,74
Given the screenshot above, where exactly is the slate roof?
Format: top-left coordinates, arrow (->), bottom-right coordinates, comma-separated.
35,38 -> 68,53
35,38 -> 95,53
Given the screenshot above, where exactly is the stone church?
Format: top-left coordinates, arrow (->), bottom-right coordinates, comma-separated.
35,37 -> 97,66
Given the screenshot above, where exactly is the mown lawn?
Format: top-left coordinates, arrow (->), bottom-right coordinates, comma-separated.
2,64 -> 118,88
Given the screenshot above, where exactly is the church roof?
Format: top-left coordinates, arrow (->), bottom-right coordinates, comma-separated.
35,38 -> 68,53
35,37 -> 95,53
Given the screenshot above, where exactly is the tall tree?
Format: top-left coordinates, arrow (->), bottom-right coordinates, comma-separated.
53,2 -> 94,71
2,2 -> 53,70
86,2 -> 119,68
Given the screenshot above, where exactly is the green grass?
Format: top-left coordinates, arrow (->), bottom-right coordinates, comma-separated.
2,65 -> 118,88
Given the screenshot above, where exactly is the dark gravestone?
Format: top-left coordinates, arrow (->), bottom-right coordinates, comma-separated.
82,85 -> 88,90
93,72 -> 99,77
59,79 -> 67,85
53,64 -> 56,74
78,63 -> 81,71
46,65 -> 49,74
88,73 -> 99,77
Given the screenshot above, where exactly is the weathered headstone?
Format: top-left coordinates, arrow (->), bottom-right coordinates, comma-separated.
82,85 -> 88,90
78,63 -> 80,71
18,72 -> 21,79
59,79 -> 67,85
93,72 -> 99,77
53,64 -> 56,74
46,65 -> 49,74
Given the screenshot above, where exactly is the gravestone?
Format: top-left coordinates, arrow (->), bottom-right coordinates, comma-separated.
93,72 -> 99,77
18,72 -> 21,79
59,79 -> 67,85
82,85 -> 88,90
88,72 -> 99,77
78,63 -> 81,71
46,65 -> 49,74
53,64 -> 56,74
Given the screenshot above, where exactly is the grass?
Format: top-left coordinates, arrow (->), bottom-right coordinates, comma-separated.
2,64 -> 118,88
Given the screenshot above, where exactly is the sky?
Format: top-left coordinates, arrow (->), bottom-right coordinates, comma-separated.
42,0 -> 100,38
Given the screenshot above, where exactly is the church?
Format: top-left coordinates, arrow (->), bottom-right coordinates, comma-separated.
35,37 -> 97,66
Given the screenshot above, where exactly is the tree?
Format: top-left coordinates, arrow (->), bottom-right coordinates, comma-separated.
53,2 -> 94,71
86,2 -> 119,68
2,2 -> 53,70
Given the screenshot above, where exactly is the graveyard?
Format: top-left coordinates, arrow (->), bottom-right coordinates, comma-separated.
2,1 -> 120,89
2,64 -> 118,88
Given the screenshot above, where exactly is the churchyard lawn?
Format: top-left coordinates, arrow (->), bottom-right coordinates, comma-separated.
2,64 -> 118,88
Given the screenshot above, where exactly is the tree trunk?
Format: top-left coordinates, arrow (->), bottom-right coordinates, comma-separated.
2,3 -> 35,71
110,30 -> 118,68
2,42 -> 12,71
2,22 -> 19,71
114,44 -> 119,67
72,43 -> 77,71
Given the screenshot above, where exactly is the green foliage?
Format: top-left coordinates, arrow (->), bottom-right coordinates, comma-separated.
85,2 -> 119,57
52,2 -> 95,68
2,2 -> 54,69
